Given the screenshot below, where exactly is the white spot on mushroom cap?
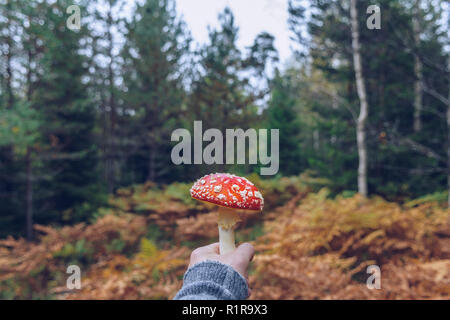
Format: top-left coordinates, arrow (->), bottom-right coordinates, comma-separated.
214,185 -> 222,193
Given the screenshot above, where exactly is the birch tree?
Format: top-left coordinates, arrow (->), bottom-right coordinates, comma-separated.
350,0 -> 369,197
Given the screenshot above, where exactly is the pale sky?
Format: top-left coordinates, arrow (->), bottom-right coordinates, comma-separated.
175,0 -> 293,65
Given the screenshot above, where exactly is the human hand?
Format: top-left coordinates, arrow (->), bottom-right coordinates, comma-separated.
189,242 -> 255,294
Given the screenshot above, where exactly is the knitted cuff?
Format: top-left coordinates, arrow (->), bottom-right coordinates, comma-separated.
178,260 -> 249,300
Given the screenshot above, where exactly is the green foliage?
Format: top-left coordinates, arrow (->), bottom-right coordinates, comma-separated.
265,71 -> 303,176
139,238 -> 159,258
106,238 -> 126,254
341,190 -> 357,199
185,7 -> 278,177
0,102 -> 41,153
120,0 -> 191,183
247,172 -> 312,209
10,0 -> 103,227
0,279 -> 17,300
53,239 -> 94,264
405,191 -> 449,208
236,222 -> 264,243
146,224 -> 166,243
165,183 -> 196,205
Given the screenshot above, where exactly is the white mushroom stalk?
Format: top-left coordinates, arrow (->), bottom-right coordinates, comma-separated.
217,206 -> 241,254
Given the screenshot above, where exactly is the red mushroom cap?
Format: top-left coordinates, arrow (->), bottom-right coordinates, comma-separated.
190,173 -> 264,211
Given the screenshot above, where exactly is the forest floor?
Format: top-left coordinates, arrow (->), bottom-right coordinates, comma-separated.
0,174 -> 449,299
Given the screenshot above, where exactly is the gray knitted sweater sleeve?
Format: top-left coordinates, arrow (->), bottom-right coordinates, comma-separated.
173,260 -> 249,300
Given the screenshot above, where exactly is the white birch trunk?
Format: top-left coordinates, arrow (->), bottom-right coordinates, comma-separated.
350,0 -> 369,197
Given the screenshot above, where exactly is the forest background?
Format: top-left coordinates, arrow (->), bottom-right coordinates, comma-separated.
0,0 -> 448,299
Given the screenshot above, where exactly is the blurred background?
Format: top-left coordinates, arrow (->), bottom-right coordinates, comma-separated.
0,0 -> 449,299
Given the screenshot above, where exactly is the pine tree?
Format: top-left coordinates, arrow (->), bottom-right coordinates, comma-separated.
190,7 -> 277,132
188,7 -> 277,175
265,70 -> 302,176
121,0 -> 190,183
31,0 -> 101,223
88,0 -> 125,193
0,0 -> 38,238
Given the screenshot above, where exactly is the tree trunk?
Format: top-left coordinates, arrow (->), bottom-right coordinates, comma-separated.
413,0 -> 423,132
25,147 -> 33,241
350,0 -> 369,197
106,7 -> 116,193
100,82 -> 109,190
147,140 -> 156,182
5,0 -> 14,109
313,130 -> 319,151
25,28 -> 35,241
447,57 -> 450,208
447,97 -> 449,208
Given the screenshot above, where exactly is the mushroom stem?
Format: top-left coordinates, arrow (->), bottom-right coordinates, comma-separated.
218,225 -> 235,255
217,206 -> 240,255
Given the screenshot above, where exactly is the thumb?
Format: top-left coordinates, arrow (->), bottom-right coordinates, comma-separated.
234,242 -> 255,263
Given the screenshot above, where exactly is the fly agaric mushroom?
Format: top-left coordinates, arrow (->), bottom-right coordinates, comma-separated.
190,173 -> 264,254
